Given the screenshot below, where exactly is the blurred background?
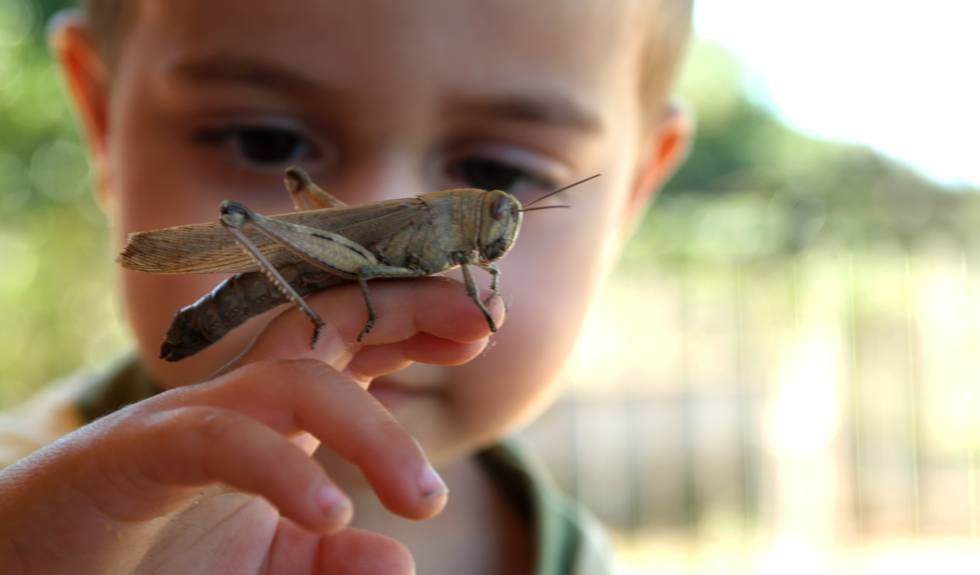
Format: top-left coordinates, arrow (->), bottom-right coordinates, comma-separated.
3,1 -> 980,573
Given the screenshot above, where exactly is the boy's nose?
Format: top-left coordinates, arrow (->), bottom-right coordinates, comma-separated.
335,153 -> 425,204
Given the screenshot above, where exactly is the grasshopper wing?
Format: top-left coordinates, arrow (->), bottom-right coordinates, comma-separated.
119,218 -> 296,274
118,197 -> 426,274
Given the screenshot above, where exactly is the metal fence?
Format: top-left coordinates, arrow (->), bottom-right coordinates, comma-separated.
519,246 -> 980,569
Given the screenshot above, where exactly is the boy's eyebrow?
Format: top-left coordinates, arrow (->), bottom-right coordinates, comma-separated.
169,55 -> 603,133
169,55 -> 326,94
450,95 -> 604,134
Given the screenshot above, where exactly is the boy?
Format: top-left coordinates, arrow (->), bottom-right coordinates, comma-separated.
0,0 -> 693,573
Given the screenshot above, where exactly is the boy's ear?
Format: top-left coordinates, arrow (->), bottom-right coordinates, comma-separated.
48,10 -> 113,212
621,104 -> 694,234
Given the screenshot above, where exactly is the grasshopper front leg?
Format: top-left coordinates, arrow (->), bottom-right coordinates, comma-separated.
357,260 -> 502,340
460,262 -> 498,333
478,262 -> 501,295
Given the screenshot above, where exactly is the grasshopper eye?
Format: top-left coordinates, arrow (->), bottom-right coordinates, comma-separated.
491,195 -> 511,220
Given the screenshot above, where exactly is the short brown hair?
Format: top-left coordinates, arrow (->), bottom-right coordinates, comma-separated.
80,0 -> 134,67
637,0 -> 694,124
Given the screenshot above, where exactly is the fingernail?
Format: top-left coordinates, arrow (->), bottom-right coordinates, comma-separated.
315,485 -> 352,522
418,464 -> 449,499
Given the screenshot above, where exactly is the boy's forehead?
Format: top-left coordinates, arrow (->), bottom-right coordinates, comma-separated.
138,0 -> 642,56
131,0 -> 645,124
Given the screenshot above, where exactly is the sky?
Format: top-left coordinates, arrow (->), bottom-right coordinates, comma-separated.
694,0 -> 980,190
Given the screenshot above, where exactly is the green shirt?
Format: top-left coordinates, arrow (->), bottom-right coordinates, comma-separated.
0,355 -> 618,575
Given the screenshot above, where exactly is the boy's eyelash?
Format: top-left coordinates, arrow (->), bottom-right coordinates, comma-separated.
192,125 -> 320,167
444,155 -> 560,199
189,126 -> 564,200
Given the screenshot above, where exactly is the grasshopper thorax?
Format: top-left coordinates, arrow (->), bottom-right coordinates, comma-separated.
477,190 -> 523,263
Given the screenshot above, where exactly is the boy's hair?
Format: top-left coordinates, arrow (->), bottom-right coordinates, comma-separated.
80,0 -> 692,126
80,0 -> 132,69
636,0 -> 694,124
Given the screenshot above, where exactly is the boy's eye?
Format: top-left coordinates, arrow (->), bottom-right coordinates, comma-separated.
194,125 -> 319,168
446,156 -> 554,198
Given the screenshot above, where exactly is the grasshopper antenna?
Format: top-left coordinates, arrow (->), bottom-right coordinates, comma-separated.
524,173 -> 601,208
519,205 -> 571,212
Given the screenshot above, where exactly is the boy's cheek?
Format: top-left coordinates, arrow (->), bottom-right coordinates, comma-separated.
451,234 -> 606,407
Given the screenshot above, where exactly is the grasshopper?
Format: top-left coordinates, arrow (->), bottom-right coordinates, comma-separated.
118,168 -> 597,362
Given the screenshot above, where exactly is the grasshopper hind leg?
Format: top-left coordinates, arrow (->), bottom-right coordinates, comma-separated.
220,202 -> 326,349
284,167 -> 347,210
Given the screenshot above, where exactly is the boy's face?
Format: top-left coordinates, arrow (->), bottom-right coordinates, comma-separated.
60,0 -> 688,462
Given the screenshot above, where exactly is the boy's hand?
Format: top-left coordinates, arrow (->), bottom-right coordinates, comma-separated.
0,277 -> 504,575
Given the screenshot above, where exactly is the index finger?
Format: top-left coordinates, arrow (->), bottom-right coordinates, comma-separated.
230,276 -> 505,373
162,359 -> 450,520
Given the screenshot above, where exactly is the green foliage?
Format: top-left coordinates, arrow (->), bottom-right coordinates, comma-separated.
0,0 -> 126,404
623,43 -> 980,269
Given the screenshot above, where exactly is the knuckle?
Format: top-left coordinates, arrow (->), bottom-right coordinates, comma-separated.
215,361 -> 270,390
262,443 -> 306,485
333,408 -> 406,464
285,360 -> 363,399
271,359 -> 337,399
140,405 -> 233,445
368,415 -> 414,456
103,400 -> 172,439
242,357 -> 334,387
377,416 -> 407,443
279,357 -> 333,379
205,358 -> 328,395
195,408 -> 237,443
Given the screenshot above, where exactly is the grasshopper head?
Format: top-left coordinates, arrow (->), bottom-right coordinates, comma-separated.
477,190 -> 523,263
